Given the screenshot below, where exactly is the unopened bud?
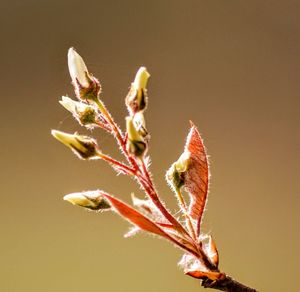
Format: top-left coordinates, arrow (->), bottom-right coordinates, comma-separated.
126,116 -> 143,142
68,47 -> 101,102
133,67 -> 150,90
166,152 -> 190,190
59,96 -> 98,127
126,117 -> 147,157
125,67 -> 150,115
51,130 -> 99,159
133,112 -> 148,138
68,48 -> 89,87
64,191 -> 111,211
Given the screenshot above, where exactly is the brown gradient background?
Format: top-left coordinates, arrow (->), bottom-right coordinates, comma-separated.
1,1 -> 299,291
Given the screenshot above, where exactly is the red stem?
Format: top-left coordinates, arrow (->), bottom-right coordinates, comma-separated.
137,172 -> 192,239
97,100 -> 195,247
97,152 -> 136,175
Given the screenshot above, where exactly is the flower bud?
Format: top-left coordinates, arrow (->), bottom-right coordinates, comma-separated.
166,152 -> 190,190
125,67 -> 150,115
126,116 -> 147,157
68,47 -> 101,102
133,67 -> 150,90
133,112 -> 148,138
126,116 -> 143,142
64,191 -> 111,211
68,47 -> 89,87
51,130 -> 99,159
59,96 -> 98,127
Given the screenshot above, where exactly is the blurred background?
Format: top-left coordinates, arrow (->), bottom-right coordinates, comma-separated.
1,1 -> 299,291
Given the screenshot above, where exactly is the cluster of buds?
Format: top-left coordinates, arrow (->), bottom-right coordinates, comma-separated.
52,48 -> 113,160
125,67 -> 150,157
51,48 -> 257,292
51,46 -> 218,284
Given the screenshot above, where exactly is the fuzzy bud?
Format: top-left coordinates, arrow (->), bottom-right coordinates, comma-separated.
59,96 -> 98,127
51,130 -> 99,160
64,191 -> 111,211
166,152 -> 190,190
125,67 -> 150,115
126,116 -> 147,157
68,48 -> 89,87
133,112 -> 148,139
68,47 -> 101,102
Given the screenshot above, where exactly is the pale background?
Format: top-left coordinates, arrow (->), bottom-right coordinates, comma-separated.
1,1 -> 299,291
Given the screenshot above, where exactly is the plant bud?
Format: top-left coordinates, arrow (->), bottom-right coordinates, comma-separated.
133,67 -> 150,90
59,96 -> 98,127
68,47 -> 101,102
126,117 -> 147,157
126,116 -> 143,142
125,67 -> 150,115
51,130 -> 99,159
133,112 -> 148,138
166,152 -> 190,190
64,191 -> 111,211
68,47 -> 89,87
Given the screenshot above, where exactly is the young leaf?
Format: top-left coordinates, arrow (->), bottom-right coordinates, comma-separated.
103,193 -> 172,239
185,270 -> 225,281
184,123 -> 209,226
166,123 -> 209,235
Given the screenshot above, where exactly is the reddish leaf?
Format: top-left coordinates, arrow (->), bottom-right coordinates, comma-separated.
184,123 -> 209,231
185,270 -> 225,281
156,222 -> 175,229
171,235 -> 199,253
103,193 -> 170,239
